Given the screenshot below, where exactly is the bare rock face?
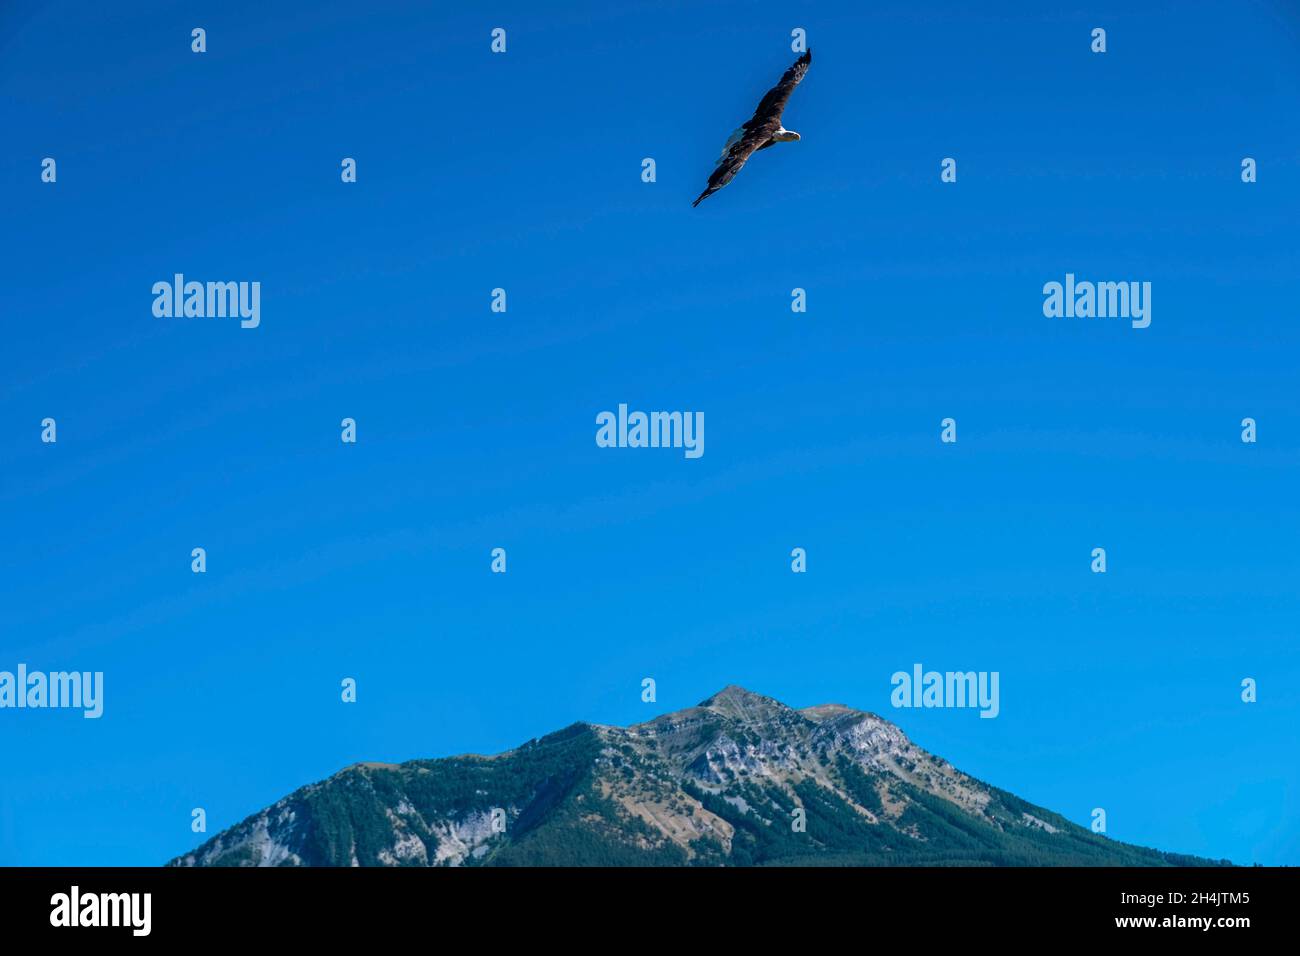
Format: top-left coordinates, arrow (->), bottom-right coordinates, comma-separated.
169,687 -> 1224,868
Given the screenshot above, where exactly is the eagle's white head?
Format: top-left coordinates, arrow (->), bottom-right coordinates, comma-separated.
774,127 -> 801,143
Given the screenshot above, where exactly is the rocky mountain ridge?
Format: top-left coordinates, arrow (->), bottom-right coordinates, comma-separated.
169,686 -> 1226,867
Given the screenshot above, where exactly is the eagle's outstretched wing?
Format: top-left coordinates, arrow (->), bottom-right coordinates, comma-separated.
693,49 -> 812,207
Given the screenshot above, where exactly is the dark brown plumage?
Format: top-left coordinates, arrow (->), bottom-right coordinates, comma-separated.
693,49 -> 812,207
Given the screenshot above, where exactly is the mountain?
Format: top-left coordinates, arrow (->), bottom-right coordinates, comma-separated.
168,686 -> 1227,867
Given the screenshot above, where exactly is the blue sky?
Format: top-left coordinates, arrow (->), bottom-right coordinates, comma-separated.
2,0 -> 1299,866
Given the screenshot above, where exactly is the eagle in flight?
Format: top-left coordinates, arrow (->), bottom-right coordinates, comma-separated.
693,49 -> 812,207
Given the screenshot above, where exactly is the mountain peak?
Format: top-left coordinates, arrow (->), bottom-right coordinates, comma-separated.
170,685 -> 1226,869
698,685 -> 789,720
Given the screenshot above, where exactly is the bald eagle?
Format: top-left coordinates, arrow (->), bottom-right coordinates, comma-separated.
693,49 -> 812,207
